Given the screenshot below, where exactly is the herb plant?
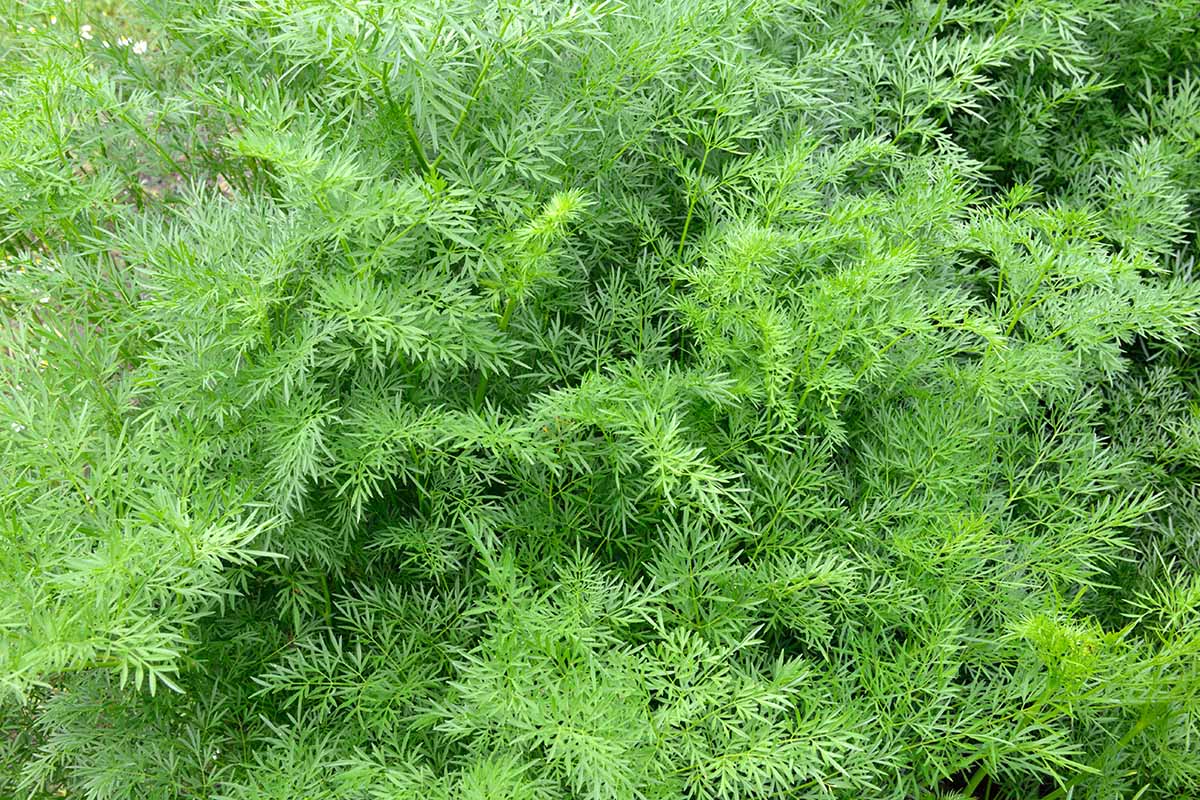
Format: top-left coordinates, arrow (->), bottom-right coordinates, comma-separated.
1,1 -> 1199,798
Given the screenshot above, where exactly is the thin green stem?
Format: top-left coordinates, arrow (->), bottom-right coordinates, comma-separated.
319,572 -> 333,628
431,14 -> 514,171
677,142 -> 713,262
473,295 -> 518,411
1040,706 -> 1162,800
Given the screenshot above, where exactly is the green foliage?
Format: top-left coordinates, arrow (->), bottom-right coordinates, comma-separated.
1,0 -> 1199,798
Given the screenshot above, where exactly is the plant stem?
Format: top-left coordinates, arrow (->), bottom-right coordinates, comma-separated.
1040,705 -> 1162,800
473,295 -> 517,411
319,572 -> 333,628
676,142 -> 712,261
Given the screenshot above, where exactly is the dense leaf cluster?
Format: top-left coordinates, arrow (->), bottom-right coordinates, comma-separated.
2,1 -> 1199,798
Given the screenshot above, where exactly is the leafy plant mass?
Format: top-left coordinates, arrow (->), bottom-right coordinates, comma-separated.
2,0 -> 1199,797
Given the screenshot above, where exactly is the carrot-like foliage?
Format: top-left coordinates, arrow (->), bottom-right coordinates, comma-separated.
1,1 -> 1199,798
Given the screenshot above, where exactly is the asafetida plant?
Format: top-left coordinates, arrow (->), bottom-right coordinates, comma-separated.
1,0 -> 1199,798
